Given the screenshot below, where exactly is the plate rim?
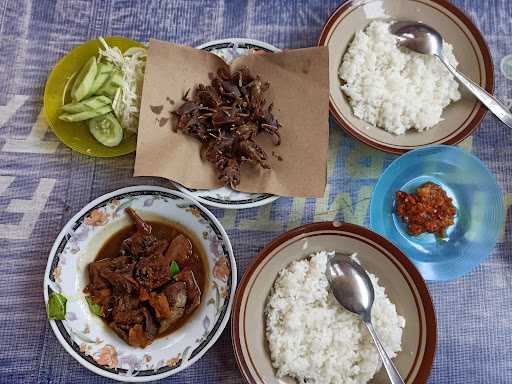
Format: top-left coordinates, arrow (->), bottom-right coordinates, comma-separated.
43,35 -> 143,158
195,37 -> 281,52
317,0 -> 494,154
43,185 -> 237,382
369,144 -> 505,281
174,182 -> 280,210
231,221 -> 437,384
174,37 -> 282,210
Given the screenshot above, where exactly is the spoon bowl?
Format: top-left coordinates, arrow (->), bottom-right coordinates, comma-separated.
390,21 -> 444,56
326,253 -> 374,320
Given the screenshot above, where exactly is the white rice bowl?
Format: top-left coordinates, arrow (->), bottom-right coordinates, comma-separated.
265,251 -> 405,384
339,20 -> 461,135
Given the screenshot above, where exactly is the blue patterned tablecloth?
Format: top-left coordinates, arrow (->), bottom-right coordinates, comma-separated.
0,0 -> 511,383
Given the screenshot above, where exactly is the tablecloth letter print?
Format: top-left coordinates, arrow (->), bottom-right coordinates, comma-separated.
0,95 -> 27,127
0,177 -> 56,240
1,96 -> 60,154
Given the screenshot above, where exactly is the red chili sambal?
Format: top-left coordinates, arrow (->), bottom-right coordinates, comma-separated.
395,182 -> 456,237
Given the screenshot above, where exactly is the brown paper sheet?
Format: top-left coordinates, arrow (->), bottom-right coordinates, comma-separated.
134,39 -> 329,198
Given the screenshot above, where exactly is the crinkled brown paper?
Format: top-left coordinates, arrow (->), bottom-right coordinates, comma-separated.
134,39 -> 329,198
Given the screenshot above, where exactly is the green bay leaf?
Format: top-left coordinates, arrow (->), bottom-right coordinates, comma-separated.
48,292 -> 67,320
169,260 -> 180,278
86,296 -> 104,317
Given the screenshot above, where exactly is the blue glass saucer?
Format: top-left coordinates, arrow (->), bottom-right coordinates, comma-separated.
370,145 -> 504,281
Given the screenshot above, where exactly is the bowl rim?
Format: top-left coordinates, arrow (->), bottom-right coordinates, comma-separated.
43,35 -> 143,158
43,185 -> 237,382
231,221 -> 437,384
369,144 -> 505,281
318,0 -> 494,154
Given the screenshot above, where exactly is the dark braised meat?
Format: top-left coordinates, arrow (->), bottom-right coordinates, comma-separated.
134,241 -> 172,290
120,208 -> 162,258
173,66 -> 282,188
104,270 -> 139,295
165,234 -> 192,265
175,270 -> 201,314
84,208 -> 205,348
395,182 -> 456,237
87,256 -> 131,293
158,281 -> 188,334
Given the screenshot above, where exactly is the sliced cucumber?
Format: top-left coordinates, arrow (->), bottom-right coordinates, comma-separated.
61,96 -> 112,114
96,70 -> 123,98
59,105 -> 112,122
88,62 -> 114,96
71,57 -> 97,102
88,113 -> 123,147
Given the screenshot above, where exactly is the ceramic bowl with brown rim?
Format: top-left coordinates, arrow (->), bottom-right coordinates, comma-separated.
318,0 -> 493,154
232,222 -> 436,384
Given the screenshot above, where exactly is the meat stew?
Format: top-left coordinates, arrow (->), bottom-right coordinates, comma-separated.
84,208 -> 207,348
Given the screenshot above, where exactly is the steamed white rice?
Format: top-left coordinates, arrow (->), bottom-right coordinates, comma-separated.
339,20 -> 461,134
265,251 -> 405,384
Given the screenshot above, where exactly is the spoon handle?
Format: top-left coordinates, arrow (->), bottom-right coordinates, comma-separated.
365,321 -> 405,384
438,56 -> 512,128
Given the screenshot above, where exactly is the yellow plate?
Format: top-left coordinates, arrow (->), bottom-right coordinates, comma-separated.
44,36 -> 143,157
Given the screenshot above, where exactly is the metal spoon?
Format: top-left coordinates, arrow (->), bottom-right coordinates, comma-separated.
326,253 -> 405,384
389,21 -> 512,129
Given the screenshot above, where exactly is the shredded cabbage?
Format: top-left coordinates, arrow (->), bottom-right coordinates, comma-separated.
98,37 -> 146,133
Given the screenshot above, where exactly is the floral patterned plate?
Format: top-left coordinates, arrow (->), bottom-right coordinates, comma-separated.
43,186 -> 236,382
